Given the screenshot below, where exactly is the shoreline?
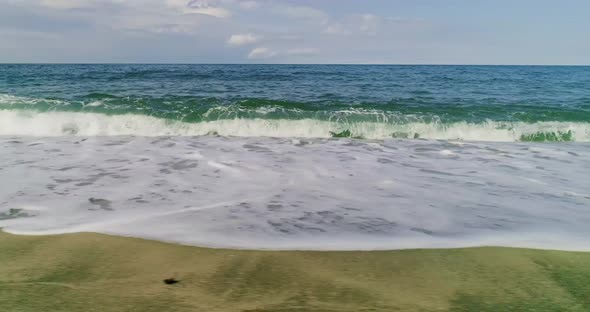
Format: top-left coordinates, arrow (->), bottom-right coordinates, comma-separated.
3,136 -> 589,253
2,230 -> 589,311
3,228 -> 590,253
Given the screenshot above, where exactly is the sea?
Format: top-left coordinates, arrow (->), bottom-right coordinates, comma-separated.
1,64 -> 589,250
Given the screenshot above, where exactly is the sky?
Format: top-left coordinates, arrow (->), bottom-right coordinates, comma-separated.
0,0 -> 589,64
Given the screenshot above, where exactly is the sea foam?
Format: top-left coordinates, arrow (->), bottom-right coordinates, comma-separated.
1,109 -> 589,142
1,136 -> 589,251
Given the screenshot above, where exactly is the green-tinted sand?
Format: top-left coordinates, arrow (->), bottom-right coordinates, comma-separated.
1,231 -> 589,312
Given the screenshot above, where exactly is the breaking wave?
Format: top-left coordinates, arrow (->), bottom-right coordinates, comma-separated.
1,109 -> 589,142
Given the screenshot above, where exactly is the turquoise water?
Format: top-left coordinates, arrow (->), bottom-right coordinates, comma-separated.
1,64 -> 589,141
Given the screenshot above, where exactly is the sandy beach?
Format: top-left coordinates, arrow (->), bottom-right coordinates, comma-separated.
1,230 -> 589,312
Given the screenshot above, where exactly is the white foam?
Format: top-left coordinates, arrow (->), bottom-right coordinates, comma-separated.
1,136 -> 589,251
1,109 -> 589,142
84,101 -> 103,107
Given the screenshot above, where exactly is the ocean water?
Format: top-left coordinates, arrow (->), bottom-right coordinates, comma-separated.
1,64 -> 589,250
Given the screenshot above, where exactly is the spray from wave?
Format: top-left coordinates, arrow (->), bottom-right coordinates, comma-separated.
1,109 -> 589,142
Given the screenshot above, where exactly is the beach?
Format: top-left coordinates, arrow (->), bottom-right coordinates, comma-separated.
2,0 -> 590,309
2,230 -> 590,312
1,64 -> 590,311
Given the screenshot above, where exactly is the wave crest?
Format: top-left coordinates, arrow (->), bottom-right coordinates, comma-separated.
1,109 -> 589,142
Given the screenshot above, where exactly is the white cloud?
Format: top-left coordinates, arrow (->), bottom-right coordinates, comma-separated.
227,33 -> 259,46
359,14 -> 380,35
248,47 -> 276,59
184,6 -> 231,18
151,24 -> 195,34
1,1 -> 446,64
287,48 -> 319,55
323,14 -> 383,36
166,0 -> 231,18
39,0 -> 103,9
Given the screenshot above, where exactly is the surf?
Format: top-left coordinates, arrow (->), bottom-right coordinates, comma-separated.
1,109 -> 589,142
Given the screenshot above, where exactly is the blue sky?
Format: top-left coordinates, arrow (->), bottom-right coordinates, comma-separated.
1,0 -> 589,64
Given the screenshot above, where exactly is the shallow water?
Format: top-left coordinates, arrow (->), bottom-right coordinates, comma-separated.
1,136 -> 589,250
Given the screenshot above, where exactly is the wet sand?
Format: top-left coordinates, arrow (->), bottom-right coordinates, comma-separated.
1,230 -> 589,312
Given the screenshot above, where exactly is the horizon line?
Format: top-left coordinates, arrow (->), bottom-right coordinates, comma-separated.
1,62 -> 589,66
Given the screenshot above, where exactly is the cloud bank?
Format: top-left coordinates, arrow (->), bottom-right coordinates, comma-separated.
0,0 -> 588,64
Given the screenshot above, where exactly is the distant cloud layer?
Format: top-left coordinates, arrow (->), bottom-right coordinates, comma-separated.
248,47 -> 276,59
227,33 -> 260,46
0,0 -> 589,64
